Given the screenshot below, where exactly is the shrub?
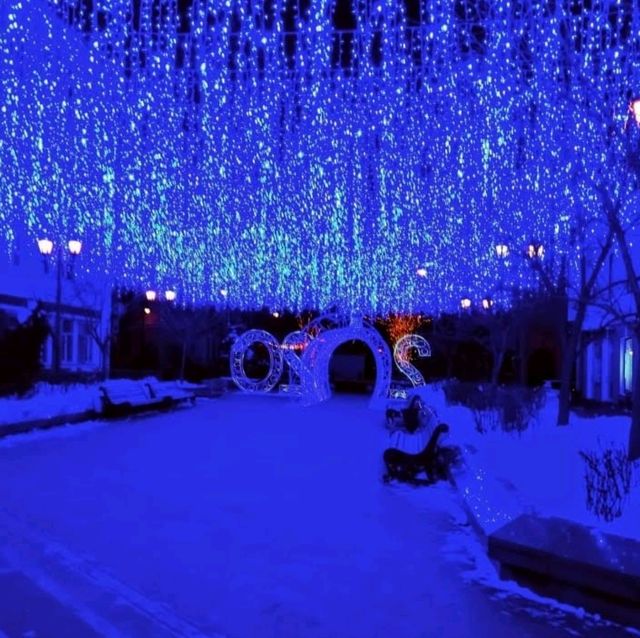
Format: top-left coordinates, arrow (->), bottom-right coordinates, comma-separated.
579,443 -> 635,522
0,305 -> 50,397
444,381 -> 545,434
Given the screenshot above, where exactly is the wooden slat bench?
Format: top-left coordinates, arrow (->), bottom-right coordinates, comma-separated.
98,380 -> 169,418
488,513 -> 640,628
144,379 -> 197,407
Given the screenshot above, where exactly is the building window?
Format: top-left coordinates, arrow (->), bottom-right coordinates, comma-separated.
77,321 -> 93,365
591,339 -> 602,400
623,337 -> 633,394
62,318 -> 74,363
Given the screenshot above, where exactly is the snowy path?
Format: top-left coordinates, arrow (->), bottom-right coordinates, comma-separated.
0,394 -> 634,638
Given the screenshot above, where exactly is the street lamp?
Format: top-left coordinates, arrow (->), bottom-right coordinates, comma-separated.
628,97 -> 640,127
220,287 -> 231,336
37,237 -> 82,375
526,243 -> 545,260
144,289 -> 176,302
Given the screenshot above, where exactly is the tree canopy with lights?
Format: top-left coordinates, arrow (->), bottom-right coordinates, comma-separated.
1,0 -> 639,312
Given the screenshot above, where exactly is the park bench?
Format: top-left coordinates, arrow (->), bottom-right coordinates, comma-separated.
98,380 -> 170,418
144,378 -> 197,407
488,513 -> 640,628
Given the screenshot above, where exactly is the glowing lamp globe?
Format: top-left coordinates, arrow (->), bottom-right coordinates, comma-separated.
37,238 -> 53,256
527,244 -> 545,260
495,244 -> 509,259
630,98 -> 640,125
67,240 -> 82,256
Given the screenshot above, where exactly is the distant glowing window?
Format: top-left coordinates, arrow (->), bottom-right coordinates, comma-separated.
623,338 -> 633,394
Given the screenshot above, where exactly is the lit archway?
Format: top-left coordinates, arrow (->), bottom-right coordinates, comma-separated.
301,322 -> 392,408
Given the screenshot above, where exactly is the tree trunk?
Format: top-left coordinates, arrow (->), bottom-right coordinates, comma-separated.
490,331 -> 508,387
556,226 -> 612,426
179,340 -> 187,381
518,334 -> 527,385
629,331 -> 640,461
557,342 -> 575,426
490,351 -> 503,386
557,306 -> 585,426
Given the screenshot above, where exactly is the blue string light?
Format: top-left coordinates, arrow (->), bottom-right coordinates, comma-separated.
1,1 -> 638,313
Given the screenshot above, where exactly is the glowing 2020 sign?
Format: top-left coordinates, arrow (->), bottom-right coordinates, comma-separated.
280,330 -> 312,395
230,329 -> 284,393
393,334 -> 431,388
231,314 -> 430,407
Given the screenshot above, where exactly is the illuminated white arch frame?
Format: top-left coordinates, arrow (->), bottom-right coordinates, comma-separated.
300,321 -> 393,408
280,330 -> 312,395
230,329 -> 284,393
230,314 -> 393,408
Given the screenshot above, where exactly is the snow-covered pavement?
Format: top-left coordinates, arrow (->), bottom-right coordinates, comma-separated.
0,395 -> 635,637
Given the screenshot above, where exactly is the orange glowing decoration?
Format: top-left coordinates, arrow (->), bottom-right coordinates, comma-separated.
383,313 -> 424,345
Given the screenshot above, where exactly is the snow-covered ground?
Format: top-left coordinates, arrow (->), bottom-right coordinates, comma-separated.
0,392 -> 636,637
411,385 -> 639,539
1,382 -> 637,539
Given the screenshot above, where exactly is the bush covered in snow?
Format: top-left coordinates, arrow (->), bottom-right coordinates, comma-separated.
579,443 -> 637,522
443,381 -> 546,434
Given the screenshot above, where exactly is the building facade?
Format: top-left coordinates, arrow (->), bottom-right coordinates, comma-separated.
579,325 -> 634,404
0,241 -> 111,377
577,246 -> 638,406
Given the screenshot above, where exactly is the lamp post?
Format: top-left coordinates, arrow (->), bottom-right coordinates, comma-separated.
495,243 -> 509,259
37,238 -> 82,375
220,287 -> 230,333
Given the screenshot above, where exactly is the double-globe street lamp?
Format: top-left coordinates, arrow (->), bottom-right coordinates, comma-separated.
37,237 -> 82,375
455,241 -> 547,311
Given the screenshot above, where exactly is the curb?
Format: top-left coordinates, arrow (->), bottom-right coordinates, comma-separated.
0,410 -> 97,439
448,448 -> 640,630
